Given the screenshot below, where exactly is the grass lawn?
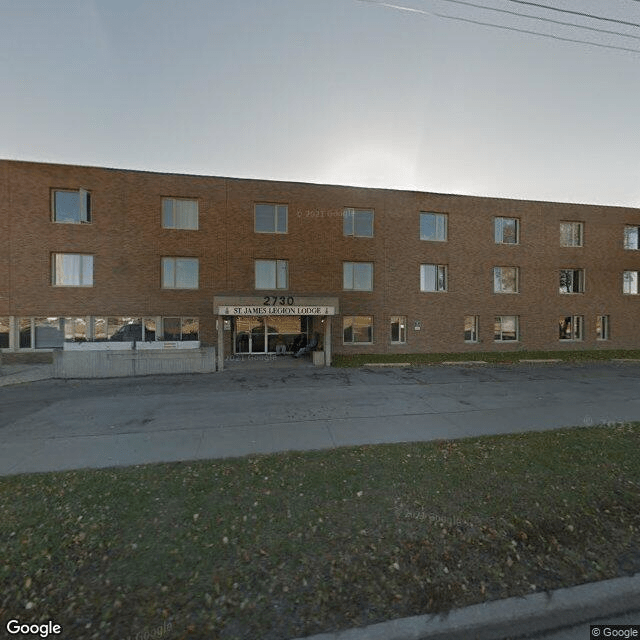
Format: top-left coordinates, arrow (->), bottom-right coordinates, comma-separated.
2,424 -> 640,640
332,349 -> 640,367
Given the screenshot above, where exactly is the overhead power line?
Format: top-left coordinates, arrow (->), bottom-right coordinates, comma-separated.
355,0 -> 640,54
436,0 -> 640,41
506,0 -> 640,29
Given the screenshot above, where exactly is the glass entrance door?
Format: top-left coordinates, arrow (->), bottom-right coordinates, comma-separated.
234,316 -> 309,354
235,317 -> 265,354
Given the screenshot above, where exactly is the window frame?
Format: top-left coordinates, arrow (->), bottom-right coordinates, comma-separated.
419,212 -> 448,242
343,316 -> 374,345
559,268 -> 585,294
51,188 -> 91,224
51,253 -> 94,287
255,259 -> 289,290
624,226 -> 639,250
464,315 -> 479,343
494,315 -> 519,342
254,203 -> 288,234
161,257 -> 199,290
420,264 -> 448,292
494,217 -> 520,245
493,266 -> 519,294
390,315 -> 407,344
559,221 -> 584,247
623,270 -> 639,295
559,315 -> 584,341
596,315 -> 610,341
343,208 -> 374,237
162,197 -> 199,230
343,262 -> 374,291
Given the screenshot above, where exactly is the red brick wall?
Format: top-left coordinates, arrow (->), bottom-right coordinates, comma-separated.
2,159 -> 640,353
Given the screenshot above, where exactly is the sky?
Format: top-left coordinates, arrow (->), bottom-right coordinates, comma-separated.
1,0 -> 639,206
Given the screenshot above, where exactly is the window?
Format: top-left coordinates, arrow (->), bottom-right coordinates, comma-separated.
559,269 -> 584,294
596,315 -> 610,341
0,318 -> 9,348
52,254 -> 93,287
343,262 -> 373,291
464,316 -> 479,343
162,257 -> 199,289
420,212 -> 447,241
343,208 -> 374,237
493,267 -> 519,294
64,317 -> 88,343
624,226 -> 639,250
559,315 -> 583,341
255,259 -> 288,289
343,316 -> 373,344
162,317 -> 199,341
19,319 -> 32,348
34,318 -> 64,349
494,217 -> 519,244
420,264 -> 447,292
255,204 -> 287,233
494,316 -> 518,341
162,198 -> 198,230
52,189 -> 90,223
623,270 -> 639,295
390,316 -> 406,344
560,222 -> 583,247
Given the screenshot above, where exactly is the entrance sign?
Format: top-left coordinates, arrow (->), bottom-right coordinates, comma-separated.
218,306 -> 335,316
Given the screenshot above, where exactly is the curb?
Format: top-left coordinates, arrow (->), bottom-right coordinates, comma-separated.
292,573 -> 640,640
0,365 -> 53,387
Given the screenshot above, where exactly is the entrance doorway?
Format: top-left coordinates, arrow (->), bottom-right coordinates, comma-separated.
234,316 -> 310,354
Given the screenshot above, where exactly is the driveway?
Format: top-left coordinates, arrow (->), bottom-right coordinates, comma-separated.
1,361 -> 640,476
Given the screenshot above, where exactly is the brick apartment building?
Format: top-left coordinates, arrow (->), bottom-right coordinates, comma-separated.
1,159 -> 639,365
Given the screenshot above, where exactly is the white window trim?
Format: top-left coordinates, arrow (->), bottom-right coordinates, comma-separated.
559,269 -> 585,294
161,257 -> 199,290
559,221 -> 584,247
51,253 -> 94,287
493,267 -> 519,294
464,315 -> 479,343
494,316 -> 519,342
255,259 -> 289,290
343,316 -> 374,345
52,189 -> 91,224
419,212 -> 448,242
623,270 -> 639,295
343,262 -> 374,291
255,204 -> 288,234
343,208 -> 374,238
390,316 -> 407,344
162,198 -> 199,230
494,217 -> 520,245
596,315 -> 610,341
559,315 -> 583,341
420,264 -> 448,292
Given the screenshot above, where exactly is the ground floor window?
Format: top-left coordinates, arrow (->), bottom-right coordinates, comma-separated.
596,315 -> 610,340
464,315 -> 479,343
9,316 -> 196,347
343,316 -> 373,344
559,315 -> 583,341
163,318 -> 199,341
0,318 -> 9,348
494,316 -> 518,341
390,316 -> 406,344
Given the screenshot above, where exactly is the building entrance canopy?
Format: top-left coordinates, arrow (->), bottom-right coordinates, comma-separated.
213,296 -> 339,370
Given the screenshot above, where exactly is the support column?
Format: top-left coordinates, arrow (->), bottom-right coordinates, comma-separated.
217,316 -> 225,371
9,316 -> 17,351
324,315 -> 332,366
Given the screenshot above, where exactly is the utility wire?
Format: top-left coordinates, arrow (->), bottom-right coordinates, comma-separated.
506,1 -> 640,29
435,0 -> 640,41
356,0 -> 640,53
